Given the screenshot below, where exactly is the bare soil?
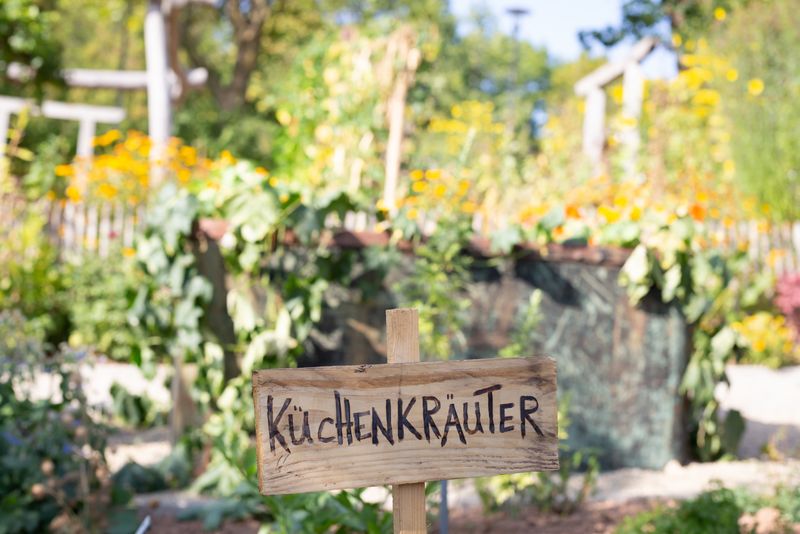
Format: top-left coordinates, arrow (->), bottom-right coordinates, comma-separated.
136,499 -> 661,533
439,499 -> 662,534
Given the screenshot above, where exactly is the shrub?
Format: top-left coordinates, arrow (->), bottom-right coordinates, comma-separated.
0,311 -> 122,533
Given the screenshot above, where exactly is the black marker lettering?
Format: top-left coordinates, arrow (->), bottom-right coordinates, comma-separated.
398,397 -> 422,441
499,402 -> 515,433
267,395 -> 291,453
422,396 -> 442,442
334,391 -> 344,445
354,410 -> 371,441
441,401 -> 467,446
344,398 -> 353,445
463,401 -> 484,435
372,399 -> 394,445
288,411 -> 313,445
318,417 -> 335,443
473,384 -> 501,433
520,395 -> 544,437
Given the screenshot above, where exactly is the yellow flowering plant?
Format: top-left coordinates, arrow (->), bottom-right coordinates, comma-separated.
55,130 -> 212,206
732,312 -> 799,368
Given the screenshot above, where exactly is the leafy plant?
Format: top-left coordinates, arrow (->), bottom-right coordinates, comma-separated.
499,289 -> 543,358
616,484 -> 800,534
476,396 -> 600,515
65,254 -> 141,362
0,205 -> 71,348
0,311 -> 127,533
108,382 -> 169,429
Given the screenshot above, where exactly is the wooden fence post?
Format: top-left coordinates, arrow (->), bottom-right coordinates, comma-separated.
386,308 -> 427,534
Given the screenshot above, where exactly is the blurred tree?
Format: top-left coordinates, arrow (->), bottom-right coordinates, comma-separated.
577,0 -> 751,47
712,0 -> 800,220
411,8 -> 550,140
0,0 -> 62,97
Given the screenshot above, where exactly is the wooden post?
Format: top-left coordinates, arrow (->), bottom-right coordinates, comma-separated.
145,0 -> 171,187
386,308 -> 427,534
582,86 -> 606,168
621,61 -> 645,179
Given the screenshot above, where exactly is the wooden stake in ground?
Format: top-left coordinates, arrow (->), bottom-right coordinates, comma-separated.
251,309 -> 558,528
386,308 -> 427,534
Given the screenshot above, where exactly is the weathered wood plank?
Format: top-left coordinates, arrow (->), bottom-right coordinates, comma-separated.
252,356 -> 558,495
386,308 -> 426,534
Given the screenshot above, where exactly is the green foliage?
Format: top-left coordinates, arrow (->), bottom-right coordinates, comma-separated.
616,487 -> 743,534
127,166 -> 392,530
476,396 -> 599,515
712,0 -> 800,220
0,311 -> 122,533
0,0 -> 62,96
0,206 -> 71,347
108,383 -> 168,429
499,289 -> 543,358
615,484 -> 800,534
618,218 -> 776,459
128,184 -> 213,375
394,215 -> 473,360
412,9 -> 550,137
66,254 -> 141,362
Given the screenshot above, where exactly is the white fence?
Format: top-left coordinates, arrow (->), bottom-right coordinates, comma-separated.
1,196 -> 143,257
3,194 -> 799,276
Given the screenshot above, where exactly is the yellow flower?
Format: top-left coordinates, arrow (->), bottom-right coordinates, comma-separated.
180,145 -> 198,166
672,33 -> 682,48
460,201 -> 477,214
723,159 -> 736,175
410,169 -> 424,181
411,180 -> 428,193
279,193 -> 289,203
767,248 -> 785,268
599,205 -> 621,223
122,247 -> 136,258
65,185 -> 81,202
424,169 -> 441,180
276,109 -> 292,126
97,183 -> 118,200
752,339 -> 767,352
376,198 -> 388,212
433,184 -> 447,199
407,208 -> 419,219
93,129 -> 121,147
747,78 -> 765,96
610,85 -> 623,105
269,177 -> 279,187
55,164 -> 74,177
714,7 -> 726,21
726,68 -> 738,82
630,205 -> 642,221
692,88 -> 720,107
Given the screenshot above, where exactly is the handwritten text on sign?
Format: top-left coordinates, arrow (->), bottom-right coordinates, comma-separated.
252,357 -> 558,494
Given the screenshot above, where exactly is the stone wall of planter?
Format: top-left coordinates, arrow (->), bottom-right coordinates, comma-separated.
199,231 -> 690,469
298,241 -> 690,469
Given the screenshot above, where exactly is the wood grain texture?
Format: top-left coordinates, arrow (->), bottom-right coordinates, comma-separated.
386,308 -> 426,534
252,356 -> 558,495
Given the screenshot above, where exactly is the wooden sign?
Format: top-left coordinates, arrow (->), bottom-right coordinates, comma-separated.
252,356 -> 558,495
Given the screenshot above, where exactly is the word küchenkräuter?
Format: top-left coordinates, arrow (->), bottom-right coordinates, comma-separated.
265,384 -> 545,453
